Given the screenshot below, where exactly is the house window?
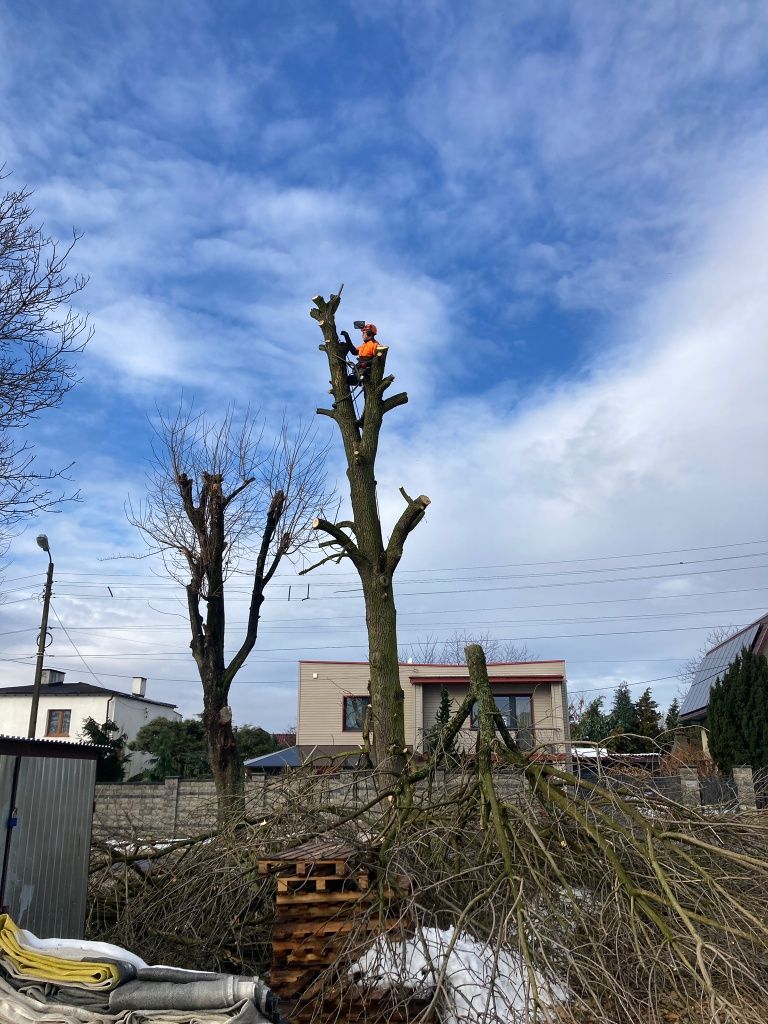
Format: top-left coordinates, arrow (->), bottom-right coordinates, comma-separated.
343,696 -> 370,731
471,695 -> 533,750
46,709 -> 72,737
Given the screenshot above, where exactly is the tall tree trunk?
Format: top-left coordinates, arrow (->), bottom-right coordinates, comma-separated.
361,571 -> 406,782
202,683 -> 244,824
308,291 -> 430,784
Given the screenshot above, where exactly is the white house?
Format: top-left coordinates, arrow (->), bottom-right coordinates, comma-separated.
0,668 -> 181,774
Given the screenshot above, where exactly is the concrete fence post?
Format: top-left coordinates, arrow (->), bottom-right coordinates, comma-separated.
678,767 -> 700,808
732,766 -> 757,811
164,776 -> 181,836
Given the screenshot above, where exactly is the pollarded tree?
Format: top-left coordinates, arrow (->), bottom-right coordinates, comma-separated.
129,407 -> 330,816
708,649 -> 768,774
306,291 -> 430,781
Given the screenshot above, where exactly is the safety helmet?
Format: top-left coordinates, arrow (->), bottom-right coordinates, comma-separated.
362,323 -> 377,336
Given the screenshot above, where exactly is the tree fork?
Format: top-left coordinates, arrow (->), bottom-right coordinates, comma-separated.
309,291 -> 429,783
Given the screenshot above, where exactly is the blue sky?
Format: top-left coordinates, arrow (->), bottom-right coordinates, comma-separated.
1,1 -> 768,732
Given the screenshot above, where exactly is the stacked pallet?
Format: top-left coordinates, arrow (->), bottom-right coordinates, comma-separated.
259,841 -> 374,1000
259,839 -> 430,1023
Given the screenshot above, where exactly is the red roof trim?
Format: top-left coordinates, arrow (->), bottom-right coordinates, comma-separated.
409,675 -> 564,686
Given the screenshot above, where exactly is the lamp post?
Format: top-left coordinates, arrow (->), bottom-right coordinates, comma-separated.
27,534 -> 54,739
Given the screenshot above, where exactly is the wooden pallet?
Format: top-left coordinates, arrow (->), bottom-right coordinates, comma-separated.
287,982 -> 435,1024
260,849 -> 412,1018
277,872 -> 369,893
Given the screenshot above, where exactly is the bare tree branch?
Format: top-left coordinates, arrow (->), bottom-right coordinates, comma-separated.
386,492 -> 431,575
0,171 -> 91,544
128,406 -> 332,818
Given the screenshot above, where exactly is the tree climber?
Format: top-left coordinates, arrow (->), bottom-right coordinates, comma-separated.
340,322 -> 381,386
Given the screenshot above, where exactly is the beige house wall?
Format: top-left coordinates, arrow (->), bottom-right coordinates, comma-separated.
297,660 -> 568,754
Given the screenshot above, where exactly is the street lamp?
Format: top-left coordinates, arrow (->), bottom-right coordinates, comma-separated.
27,535 -> 54,739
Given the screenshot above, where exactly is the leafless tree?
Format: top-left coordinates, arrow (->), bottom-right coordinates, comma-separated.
128,406 -> 331,817
401,629 -> 534,666
0,174 -> 91,543
398,633 -> 442,664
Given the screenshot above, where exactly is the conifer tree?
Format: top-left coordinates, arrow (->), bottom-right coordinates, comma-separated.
425,686 -> 457,760
665,698 -> 680,733
634,687 -> 661,752
708,650 -> 768,774
661,697 -> 681,753
571,697 -> 610,743
608,681 -> 640,753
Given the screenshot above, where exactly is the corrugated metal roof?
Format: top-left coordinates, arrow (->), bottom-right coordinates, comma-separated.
679,616 -> 767,719
0,734 -> 109,756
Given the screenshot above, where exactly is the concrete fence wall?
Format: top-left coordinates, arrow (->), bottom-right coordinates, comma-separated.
93,770 -> 530,838
94,776 -> 268,837
93,765 -> 760,839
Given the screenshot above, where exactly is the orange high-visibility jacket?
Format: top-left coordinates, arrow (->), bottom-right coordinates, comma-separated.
357,341 -> 378,358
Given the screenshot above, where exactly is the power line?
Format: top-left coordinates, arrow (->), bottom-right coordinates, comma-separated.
248,536 -> 768,577
49,604 -> 106,690
42,550 -> 768,590
12,538 -> 767,586
6,584 -> 765,629
0,657 -> 686,697
0,620 -> 750,660
330,564 -> 768,598
572,674 -> 681,696
36,561 -> 768,602
0,602 -> 761,640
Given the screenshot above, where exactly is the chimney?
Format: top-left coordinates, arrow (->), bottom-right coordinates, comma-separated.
132,676 -> 147,698
41,668 -> 65,686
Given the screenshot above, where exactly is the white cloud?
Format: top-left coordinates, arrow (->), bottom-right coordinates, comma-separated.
373,171 -> 768,704
2,0 -> 767,730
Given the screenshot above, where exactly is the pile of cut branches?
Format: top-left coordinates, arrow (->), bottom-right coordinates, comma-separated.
88,646 -> 768,1024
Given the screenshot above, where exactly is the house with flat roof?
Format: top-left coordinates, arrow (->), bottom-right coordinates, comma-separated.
297,658 -> 569,759
0,668 -> 181,773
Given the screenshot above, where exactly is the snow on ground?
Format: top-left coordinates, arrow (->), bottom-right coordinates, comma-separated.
349,926 -> 566,1024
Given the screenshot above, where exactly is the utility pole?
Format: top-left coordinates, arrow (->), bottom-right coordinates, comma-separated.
27,534 -> 54,739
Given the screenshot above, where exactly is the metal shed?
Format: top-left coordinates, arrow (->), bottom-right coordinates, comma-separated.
0,734 -> 102,939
